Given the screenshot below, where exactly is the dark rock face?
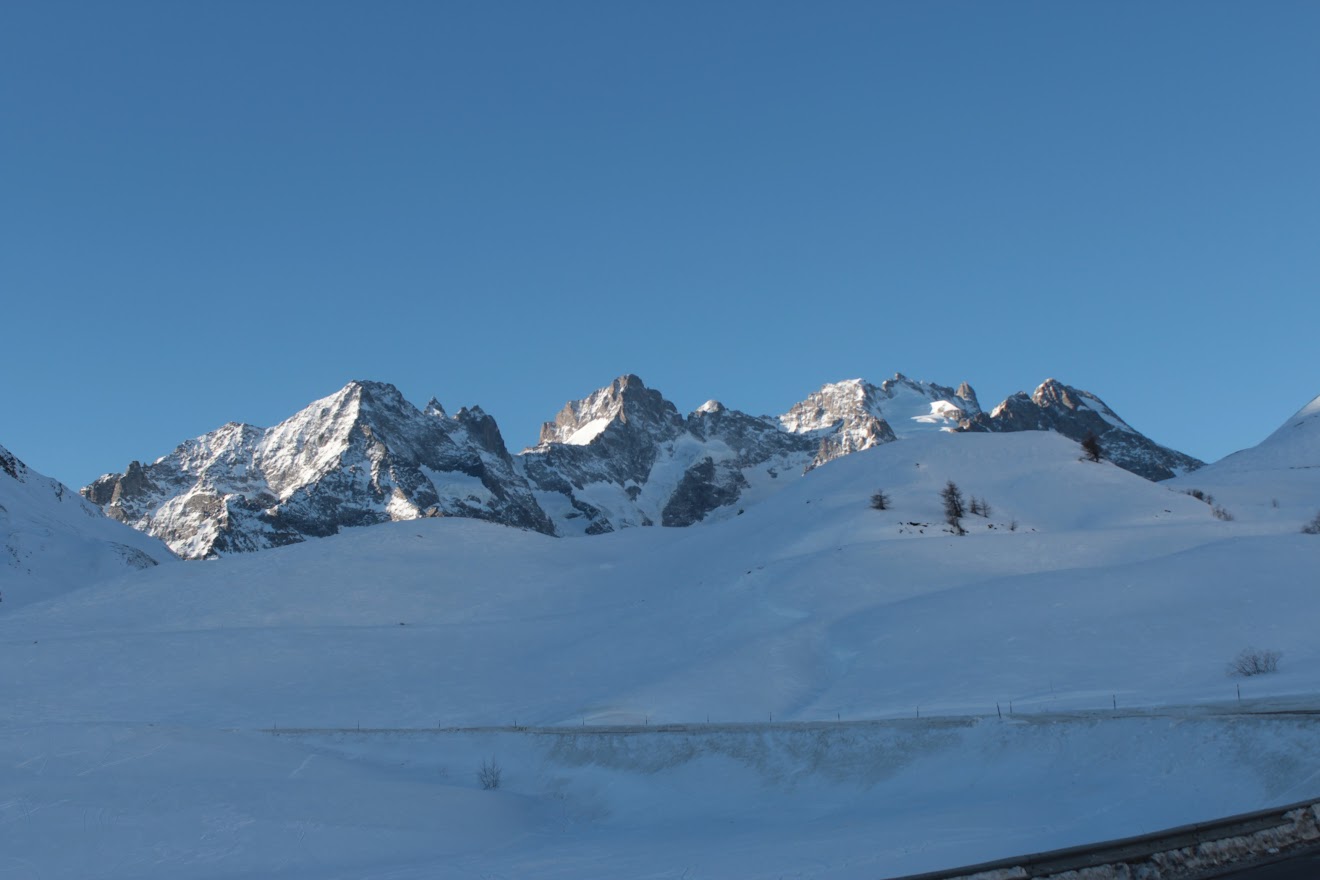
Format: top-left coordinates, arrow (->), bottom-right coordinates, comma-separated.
686,403 -> 817,469
662,457 -> 748,527
961,379 -> 1203,481
529,374 -> 686,489
83,381 -> 555,559
0,446 -> 23,481
519,377 -> 816,534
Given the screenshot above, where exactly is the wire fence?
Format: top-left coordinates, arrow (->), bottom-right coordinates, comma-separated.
258,690 -> 1320,736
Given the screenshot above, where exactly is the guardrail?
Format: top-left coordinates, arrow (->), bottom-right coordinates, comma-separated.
888,798 -> 1320,879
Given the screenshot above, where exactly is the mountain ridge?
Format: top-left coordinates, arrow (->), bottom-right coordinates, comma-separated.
82,372 -> 1205,558
1,442 -> 175,605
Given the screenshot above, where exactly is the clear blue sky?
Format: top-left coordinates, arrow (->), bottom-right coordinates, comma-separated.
3,1 -> 1317,489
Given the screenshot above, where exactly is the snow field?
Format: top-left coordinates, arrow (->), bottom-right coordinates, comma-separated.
4,429 -> 1320,878
3,713 -> 1319,880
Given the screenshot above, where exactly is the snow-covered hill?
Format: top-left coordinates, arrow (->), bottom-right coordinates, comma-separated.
21,431 -> 1290,727
5,428 -> 1316,879
1198,393 -> 1320,476
1167,392 -> 1320,528
0,442 -> 173,606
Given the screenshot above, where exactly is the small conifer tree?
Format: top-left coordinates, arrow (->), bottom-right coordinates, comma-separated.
1082,432 -> 1102,463
941,480 -> 966,535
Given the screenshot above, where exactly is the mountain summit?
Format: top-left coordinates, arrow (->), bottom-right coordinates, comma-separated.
779,374 -> 981,468
962,379 -> 1202,480
535,374 -> 684,448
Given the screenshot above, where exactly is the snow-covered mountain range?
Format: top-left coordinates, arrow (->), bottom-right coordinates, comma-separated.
1,443 -> 174,605
81,373 -> 1203,558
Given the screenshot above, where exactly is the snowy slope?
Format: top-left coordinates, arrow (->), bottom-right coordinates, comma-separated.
3,429 -> 1317,879
2,715 -> 1317,880
4,429 -> 1318,878
1167,392 -> 1320,529
15,431 -> 1292,728
0,443 -> 174,607
1201,393 -> 1320,475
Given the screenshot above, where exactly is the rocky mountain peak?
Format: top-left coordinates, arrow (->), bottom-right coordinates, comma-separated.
83,380 -> 554,558
778,379 -> 896,469
454,405 -> 511,460
1032,378 -> 1084,412
779,374 -> 983,468
778,378 -> 870,430
965,378 -> 1201,481
536,374 -> 683,447
515,376 -> 819,535
318,380 -> 418,433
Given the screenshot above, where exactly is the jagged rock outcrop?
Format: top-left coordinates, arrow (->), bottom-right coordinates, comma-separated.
960,378 -> 1203,480
0,445 -> 21,481
84,381 -> 554,558
779,374 -> 981,468
2,442 -> 173,604
518,376 -> 816,534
